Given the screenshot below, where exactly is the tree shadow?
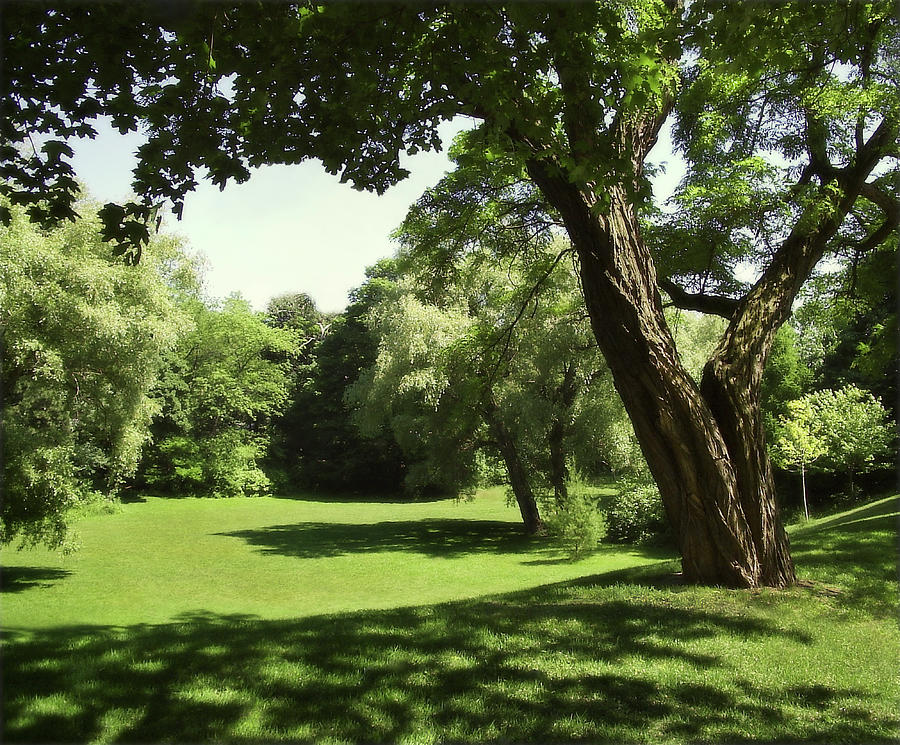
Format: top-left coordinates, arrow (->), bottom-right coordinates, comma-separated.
3,574 -> 892,744
789,497 -> 899,618
4,498 -> 895,742
269,491 -> 452,504
794,495 -> 899,533
216,518 -> 543,559
522,544 -> 674,566
1,567 -> 72,594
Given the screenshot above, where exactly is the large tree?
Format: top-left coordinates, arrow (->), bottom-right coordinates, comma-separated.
140,294 -> 297,498
350,245 -> 610,533
1,201 -> 183,548
3,2 -> 897,586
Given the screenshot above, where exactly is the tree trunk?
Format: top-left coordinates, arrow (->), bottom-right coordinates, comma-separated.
527,166 -> 794,587
548,420 -> 568,508
699,352 -> 796,586
517,49 -> 893,586
482,398 -> 544,535
548,362 -> 579,508
801,464 -> 809,521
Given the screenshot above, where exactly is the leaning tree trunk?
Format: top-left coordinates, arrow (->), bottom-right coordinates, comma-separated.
482,398 -> 544,535
526,136 -> 885,585
579,194 -> 792,586
512,6 -> 895,586
528,162 -> 796,586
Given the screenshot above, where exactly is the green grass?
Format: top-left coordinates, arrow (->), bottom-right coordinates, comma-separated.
2,489 -> 898,743
1,487 -> 667,627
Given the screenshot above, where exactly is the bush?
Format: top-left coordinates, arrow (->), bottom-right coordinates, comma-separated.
605,479 -> 670,544
545,492 -> 607,559
141,432 -> 271,498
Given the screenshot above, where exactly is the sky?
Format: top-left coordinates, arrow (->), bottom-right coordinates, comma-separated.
68,117 -> 473,313
68,117 -> 684,314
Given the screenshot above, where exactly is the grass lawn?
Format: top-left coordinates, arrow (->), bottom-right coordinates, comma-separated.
1,486 -> 664,627
2,488 -> 898,743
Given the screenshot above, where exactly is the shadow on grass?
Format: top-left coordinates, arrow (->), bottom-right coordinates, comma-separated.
0,567 -> 72,594
7,564 -> 894,745
522,543 -> 673,566
216,518 -> 544,559
790,496 -> 899,618
268,491 -> 452,504
4,498 -> 899,743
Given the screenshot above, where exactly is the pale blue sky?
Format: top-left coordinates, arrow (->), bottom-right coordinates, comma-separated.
69,117 -> 683,313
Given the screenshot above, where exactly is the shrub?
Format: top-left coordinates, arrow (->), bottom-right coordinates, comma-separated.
545,492 -> 607,559
605,479 -> 670,544
141,432 -> 271,498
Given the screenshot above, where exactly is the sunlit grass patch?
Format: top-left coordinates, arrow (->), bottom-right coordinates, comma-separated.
1,487 -> 669,628
2,492 -> 898,743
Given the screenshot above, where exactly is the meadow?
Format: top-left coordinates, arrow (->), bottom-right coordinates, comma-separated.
2,488 -> 898,743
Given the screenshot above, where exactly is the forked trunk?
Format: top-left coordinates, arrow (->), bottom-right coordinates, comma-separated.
699,354 -> 796,586
519,34 -> 891,586
529,169 -> 795,587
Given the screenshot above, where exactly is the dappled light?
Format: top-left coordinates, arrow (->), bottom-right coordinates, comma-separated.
4,495 -> 899,742
2,2 -> 898,742
5,567 -> 893,744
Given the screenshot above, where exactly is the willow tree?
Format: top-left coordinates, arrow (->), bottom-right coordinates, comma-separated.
3,1 -> 897,585
350,245 -> 609,534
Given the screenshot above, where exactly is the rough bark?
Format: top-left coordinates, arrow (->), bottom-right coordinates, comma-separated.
526,156 -> 791,586
694,116 -> 897,584
516,75 -> 896,586
482,398 -> 544,535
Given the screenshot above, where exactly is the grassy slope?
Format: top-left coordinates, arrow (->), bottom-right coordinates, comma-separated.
2,491 -> 898,744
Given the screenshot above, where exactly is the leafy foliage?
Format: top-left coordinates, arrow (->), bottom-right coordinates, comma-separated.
351,288 -> 480,496
770,400 -> 828,476
140,296 -> 296,498
770,383 -> 894,505
0,202 -> 182,547
803,385 -> 895,497
605,480 -> 670,545
792,240 -> 898,418
544,492 -> 607,560
770,397 -> 828,519
272,263 -> 406,494
761,324 -> 814,425
350,242 -> 624,512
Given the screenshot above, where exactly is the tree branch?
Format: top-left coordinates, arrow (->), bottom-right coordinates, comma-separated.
484,245 -> 575,381
659,278 -> 739,319
858,181 -> 900,220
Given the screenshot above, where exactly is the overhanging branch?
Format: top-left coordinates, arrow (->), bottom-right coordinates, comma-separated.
659,278 -> 740,320
858,181 -> 900,221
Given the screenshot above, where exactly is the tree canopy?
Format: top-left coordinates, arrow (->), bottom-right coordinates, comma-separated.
2,1 -> 897,586
140,294 -> 298,498
0,202 -> 184,547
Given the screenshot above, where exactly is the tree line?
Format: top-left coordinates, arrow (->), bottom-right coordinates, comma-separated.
2,191 -> 893,553
2,1 -> 897,585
